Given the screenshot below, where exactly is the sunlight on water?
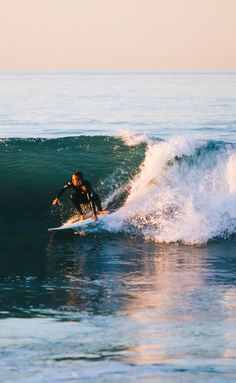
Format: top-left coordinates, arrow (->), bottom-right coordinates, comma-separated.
1,238 -> 236,382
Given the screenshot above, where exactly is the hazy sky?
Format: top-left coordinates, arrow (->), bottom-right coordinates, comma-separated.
0,0 -> 236,70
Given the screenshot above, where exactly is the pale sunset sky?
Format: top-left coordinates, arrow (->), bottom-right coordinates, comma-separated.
0,0 -> 235,70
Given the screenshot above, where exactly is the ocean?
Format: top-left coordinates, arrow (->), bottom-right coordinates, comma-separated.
1,72 -> 236,382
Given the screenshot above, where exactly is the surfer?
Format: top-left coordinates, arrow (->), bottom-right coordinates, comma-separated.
52,171 -> 108,221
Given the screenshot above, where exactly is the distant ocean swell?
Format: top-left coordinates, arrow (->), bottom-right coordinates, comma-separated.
1,132 -> 236,244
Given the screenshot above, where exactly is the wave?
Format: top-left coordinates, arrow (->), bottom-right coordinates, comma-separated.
1,132 -> 236,244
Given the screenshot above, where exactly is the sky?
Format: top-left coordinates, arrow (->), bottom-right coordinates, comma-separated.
0,0 -> 235,70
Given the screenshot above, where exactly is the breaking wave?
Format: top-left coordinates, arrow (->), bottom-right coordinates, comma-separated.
1,132 -> 236,244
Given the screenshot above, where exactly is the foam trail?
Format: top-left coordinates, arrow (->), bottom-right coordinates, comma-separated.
103,183 -> 129,208
106,137 -> 236,244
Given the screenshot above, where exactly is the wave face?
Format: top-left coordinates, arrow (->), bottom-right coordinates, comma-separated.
1,134 -> 236,244
0,136 -> 145,232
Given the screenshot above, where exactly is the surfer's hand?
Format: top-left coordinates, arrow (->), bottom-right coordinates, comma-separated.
79,214 -> 84,221
52,198 -> 61,206
98,210 -> 109,215
93,214 -> 98,221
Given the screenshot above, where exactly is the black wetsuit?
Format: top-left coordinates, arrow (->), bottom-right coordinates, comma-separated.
57,180 -> 102,215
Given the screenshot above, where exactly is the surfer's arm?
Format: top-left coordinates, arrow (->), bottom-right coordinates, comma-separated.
52,182 -> 71,206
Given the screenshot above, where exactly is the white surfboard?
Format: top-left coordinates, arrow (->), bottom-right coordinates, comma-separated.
48,212 -> 110,232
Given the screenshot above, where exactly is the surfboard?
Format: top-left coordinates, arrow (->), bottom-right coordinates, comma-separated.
48,212 -> 110,232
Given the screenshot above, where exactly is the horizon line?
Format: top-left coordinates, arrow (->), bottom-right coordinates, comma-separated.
0,69 -> 236,74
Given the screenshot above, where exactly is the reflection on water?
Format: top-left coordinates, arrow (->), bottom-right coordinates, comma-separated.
1,234 -> 236,381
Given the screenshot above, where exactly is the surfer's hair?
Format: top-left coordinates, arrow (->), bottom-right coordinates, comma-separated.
72,171 -> 84,180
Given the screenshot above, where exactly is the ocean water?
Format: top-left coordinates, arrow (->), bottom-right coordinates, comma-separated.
1,72 -> 236,382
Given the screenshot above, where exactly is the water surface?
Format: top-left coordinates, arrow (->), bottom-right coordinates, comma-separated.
1,72 -> 236,382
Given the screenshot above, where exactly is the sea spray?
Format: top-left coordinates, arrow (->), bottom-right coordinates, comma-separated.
226,152 -> 236,194
106,135 -> 236,244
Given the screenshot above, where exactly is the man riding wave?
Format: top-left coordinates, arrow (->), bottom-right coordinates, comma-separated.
52,171 -> 108,221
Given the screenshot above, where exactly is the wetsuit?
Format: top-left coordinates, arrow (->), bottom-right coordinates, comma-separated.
57,180 -> 102,215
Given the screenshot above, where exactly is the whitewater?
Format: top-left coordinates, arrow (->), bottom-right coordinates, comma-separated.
105,133 -> 236,244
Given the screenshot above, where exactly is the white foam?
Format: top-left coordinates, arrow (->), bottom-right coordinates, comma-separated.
226,152 -> 236,194
117,128 -> 151,146
105,137 -> 236,244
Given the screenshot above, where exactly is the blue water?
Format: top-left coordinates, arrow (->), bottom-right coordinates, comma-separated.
0,72 -> 236,141
1,72 -> 236,382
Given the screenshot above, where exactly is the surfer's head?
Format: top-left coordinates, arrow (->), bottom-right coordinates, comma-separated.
72,171 -> 83,186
